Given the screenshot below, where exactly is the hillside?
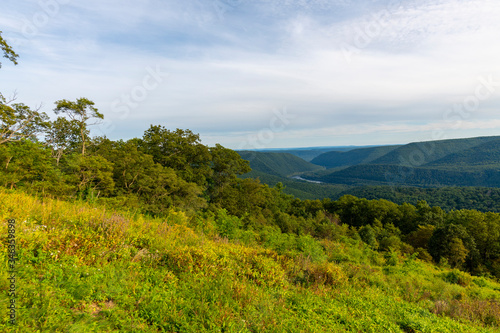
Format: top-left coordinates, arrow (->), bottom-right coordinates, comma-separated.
341,186 -> 500,213
371,136 -> 500,166
256,146 -> 378,162
426,138 -> 500,169
2,190 -> 500,332
307,164 -> 500,187
311,145 -> 400,169
238,151 -> 323,177
307,136 -> 500,187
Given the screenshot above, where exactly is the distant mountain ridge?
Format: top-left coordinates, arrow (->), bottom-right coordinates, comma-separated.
237,151 -> 323,177
310,145 -> 400,169
306,135 -> 500,187
243,145 -> 383,162
368,136 -> 500,166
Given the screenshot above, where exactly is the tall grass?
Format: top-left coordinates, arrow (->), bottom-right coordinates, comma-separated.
1,188 -> 500,332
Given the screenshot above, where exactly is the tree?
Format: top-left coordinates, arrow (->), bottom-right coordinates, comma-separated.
137,125 -> 212,186
0,31 -> 19,67
0,139 -> 65,195
447,237 -> 469,268
44,117 -> 81,165
94,139 -> 206,214
65,154 -> 114,198
53,98 -> 103,156
359,224 -> 378,249
0,95 -> 49,144
406,225 -> 435,250
416,200 -> 445,227
0,32 -> 48,144
208,143 -> 251,199
428,223 -> 479,270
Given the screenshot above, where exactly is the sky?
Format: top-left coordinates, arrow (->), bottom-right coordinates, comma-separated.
1,0 -> 500,149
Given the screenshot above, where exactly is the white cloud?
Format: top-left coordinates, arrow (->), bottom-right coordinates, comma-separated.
1,0 -> 500,148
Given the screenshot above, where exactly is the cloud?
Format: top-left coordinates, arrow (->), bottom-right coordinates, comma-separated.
1,0 -> 500,148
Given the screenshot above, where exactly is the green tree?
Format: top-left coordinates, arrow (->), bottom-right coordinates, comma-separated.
208,143 -> 251,200
137,126 -> 212,186
67,154 -> 114,198
95,139 -> 206,214
359,224 -> 379,249
0,31 -> 18,67
0,96 -> 49,144
0,32 -> 48,145
428,223 -> 479,270
447,237 -> 469,268
416,200 -> 445,227
53,98 -> 103,156
406,225 -> 435,250
0,140 -> 65,195
44,117 -> 81,165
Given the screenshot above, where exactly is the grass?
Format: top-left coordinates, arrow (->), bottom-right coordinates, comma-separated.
1,188 -> 500,332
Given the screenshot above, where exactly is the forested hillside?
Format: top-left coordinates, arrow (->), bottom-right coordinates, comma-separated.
238,151 -> 323,177
310,145 -> 400,169
427,138 -> 500,169
343,186 -> 500,213
305,136 -> 500,187
370,136 -> 500,166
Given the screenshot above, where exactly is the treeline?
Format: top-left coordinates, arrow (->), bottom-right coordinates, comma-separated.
0,97 -> 255,215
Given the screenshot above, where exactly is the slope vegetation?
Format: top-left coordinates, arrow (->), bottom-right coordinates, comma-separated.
427,138 -> 500,169
371,136 -> 500,166
308,136 -> 500,187
2,190 -> 500,332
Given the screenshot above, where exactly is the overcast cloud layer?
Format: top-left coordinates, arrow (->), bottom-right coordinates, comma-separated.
1,0 -> 500,148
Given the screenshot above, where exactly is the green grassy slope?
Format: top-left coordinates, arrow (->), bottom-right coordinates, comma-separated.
238,151 -> 323,177
311,145 -> 400,169
2,190 -> 500,332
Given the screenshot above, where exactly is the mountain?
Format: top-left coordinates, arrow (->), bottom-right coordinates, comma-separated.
370,136 -> 500,166
237,151 -> 323,177
426,138 -> 500,169
253,146 -> 381,162
306,135 -> 500,187
310,145 -> 400,169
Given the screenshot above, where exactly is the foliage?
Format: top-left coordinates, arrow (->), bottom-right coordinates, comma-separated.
2,190 -> 500,331
53,98 -> 103,156
0,31 -> 18,67
0,94 -> 49,145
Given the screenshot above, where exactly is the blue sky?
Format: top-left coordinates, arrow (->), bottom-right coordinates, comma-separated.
1,0 -> 500,149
